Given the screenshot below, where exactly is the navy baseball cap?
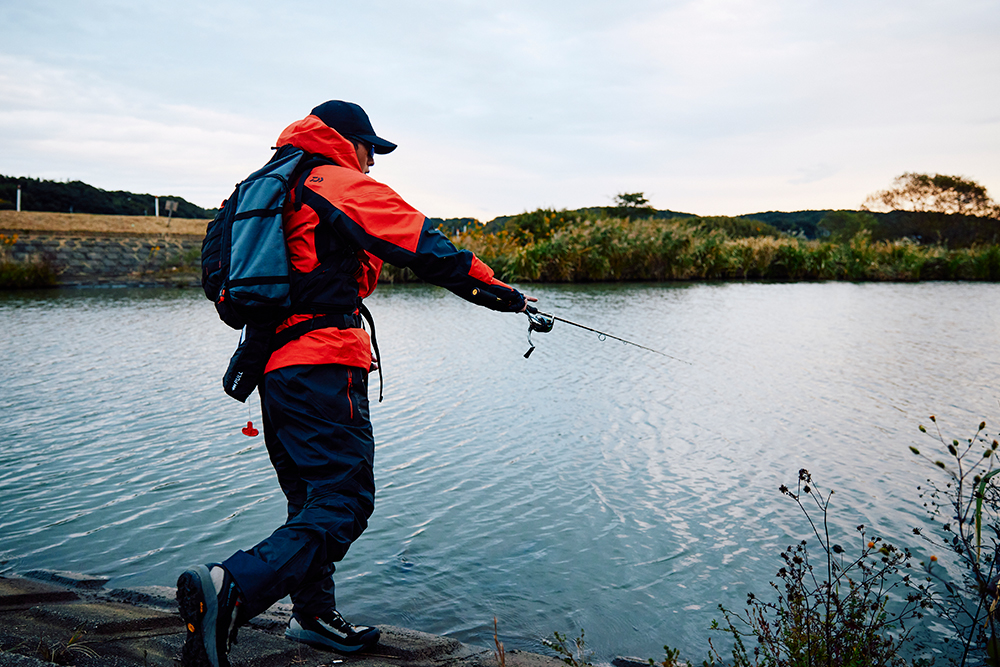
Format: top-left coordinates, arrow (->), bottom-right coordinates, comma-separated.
310,100 -> 397,154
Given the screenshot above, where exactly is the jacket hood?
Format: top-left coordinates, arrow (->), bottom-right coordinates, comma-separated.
276,115 -> 364,173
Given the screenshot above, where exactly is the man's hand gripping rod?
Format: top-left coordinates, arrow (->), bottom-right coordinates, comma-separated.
523,305 -> 691,363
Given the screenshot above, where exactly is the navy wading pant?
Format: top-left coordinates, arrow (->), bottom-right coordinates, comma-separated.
222,364 -> 375,620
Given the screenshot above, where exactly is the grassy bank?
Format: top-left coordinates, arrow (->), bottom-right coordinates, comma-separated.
0,210 -> 209,236
383,215 -> 1000,283
5,210 -> 999,287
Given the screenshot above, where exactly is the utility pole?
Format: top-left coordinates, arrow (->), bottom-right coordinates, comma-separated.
155,197 -> 159,217
16,185 -> 21,212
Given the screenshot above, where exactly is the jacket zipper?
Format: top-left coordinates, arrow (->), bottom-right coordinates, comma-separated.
347,371 -> 354,420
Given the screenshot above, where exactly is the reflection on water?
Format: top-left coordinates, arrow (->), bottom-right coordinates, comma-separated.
2,282 -> 999,660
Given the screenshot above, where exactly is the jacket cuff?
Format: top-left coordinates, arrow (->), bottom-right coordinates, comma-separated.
469,284 -> 525,312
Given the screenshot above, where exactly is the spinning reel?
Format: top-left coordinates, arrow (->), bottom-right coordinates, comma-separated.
523,305 -> 554,358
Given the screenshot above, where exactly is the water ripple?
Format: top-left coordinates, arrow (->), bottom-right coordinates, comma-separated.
2,283 -> 999,660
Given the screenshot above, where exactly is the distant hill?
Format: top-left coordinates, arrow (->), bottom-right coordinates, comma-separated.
453,208 -> 836,239
7,175 -> 993,247
0,175 -> 217,219
736,209 -> 1000,245
474,208 -> 1000,243
735,210 -> 832,238
869,210 -> 1000,246
482,206 -> 698,234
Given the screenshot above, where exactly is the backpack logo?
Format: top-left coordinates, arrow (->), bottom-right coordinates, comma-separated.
309,176 -> 323,183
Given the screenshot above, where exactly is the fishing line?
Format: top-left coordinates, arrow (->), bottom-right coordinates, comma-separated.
522,305 -> 692,364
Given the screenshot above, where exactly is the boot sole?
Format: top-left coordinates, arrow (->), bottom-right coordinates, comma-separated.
177,565 -> 223,667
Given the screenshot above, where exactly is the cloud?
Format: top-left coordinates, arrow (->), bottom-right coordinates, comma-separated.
0,55 -> 275,206
0,0 -> 998,217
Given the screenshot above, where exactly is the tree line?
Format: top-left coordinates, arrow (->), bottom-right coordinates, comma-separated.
3,171 -> 996,248
469,174 -> 1000,248
0,175 -> 217,219
374,173 -> 1000,284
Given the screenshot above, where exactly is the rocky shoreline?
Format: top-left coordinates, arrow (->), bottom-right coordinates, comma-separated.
0,570 -> 566,667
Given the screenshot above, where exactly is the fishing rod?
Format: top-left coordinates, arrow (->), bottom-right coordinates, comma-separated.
523,305 -> 691,364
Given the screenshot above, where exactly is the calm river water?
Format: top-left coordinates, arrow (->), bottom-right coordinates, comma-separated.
2,282 -> 999,660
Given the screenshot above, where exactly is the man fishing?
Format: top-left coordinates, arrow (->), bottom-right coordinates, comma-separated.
177,100 -> 534,667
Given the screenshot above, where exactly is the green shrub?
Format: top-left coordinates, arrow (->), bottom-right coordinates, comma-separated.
819,211 -> 878,242
911,418 -> 1000,664
0,259 -> 58,288
690,215 -> 784,239
711,470 -> 932,667
375,215 -> 1000,284
544,629 -> 594,667
499,208 -> 597,244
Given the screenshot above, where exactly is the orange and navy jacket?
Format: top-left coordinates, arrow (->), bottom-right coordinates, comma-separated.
264,113 -> 525,374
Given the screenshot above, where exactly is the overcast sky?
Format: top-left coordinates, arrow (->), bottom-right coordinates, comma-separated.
1,0 -> 997,220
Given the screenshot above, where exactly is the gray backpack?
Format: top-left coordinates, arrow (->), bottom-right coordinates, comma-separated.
201,145 -> 306,330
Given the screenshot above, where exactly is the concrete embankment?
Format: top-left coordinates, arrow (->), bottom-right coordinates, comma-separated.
0,571 -> 566,667
2,232 -> 202,285
1,211 -> 205,285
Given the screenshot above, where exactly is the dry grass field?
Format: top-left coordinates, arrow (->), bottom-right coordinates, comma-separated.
0,210 -> 209,236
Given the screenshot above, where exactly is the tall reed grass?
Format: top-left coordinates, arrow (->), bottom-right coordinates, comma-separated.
0,233 -> 58,289
379,217 -> 1000,283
